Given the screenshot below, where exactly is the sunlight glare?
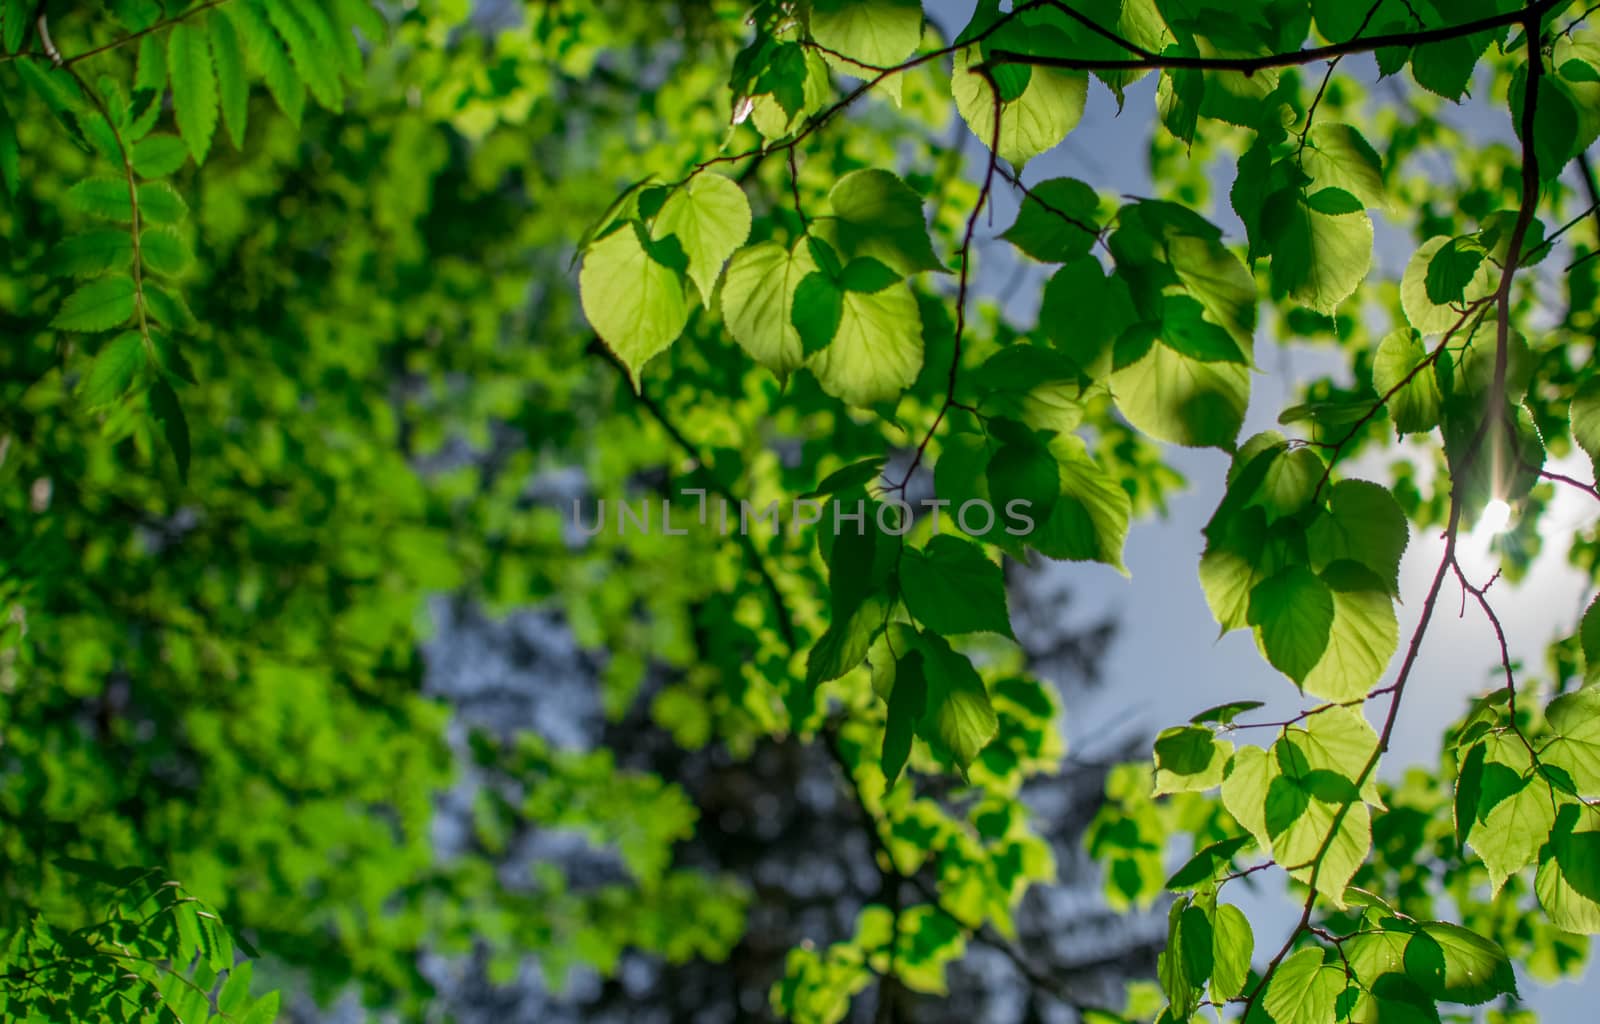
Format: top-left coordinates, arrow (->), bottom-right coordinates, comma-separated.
1479,498 -> 1512,536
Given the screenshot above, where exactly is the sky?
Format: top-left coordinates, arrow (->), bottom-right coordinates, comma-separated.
924,0 -> 1600,1017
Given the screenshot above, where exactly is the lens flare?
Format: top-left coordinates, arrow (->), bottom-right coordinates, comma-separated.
1479,498 -> 1512,535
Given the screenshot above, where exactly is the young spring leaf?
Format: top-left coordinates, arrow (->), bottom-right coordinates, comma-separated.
168,22 -> 219,163
580,223 -> 690,390
1536,805 -> 1600,935
952,41 -> 1086,169
1267,185 -> 1373,314
900,535 -> 1013,638
1402,922 -> 1517,1004
80,332 -> 147,407
1307,480 -> 1409,594
914,632 -> 998,772
132,133 -> 189,178
652,173 -> 752,307
52,275 -> 138,332
209,12 -> 250,149
808,0 -> 923,77
1265,947 -> 1345,1024
1000,178 -> 1100,263
881,649 -> 927,788
1372,329 -> 1444,434
824,168 -> 943,275
149,378 -> 191,481
804,280 -> 923,406
1110,341 -> 1249,449
1152,726 -> 1231,795
1543,687 -> 1600,794
1571,374 -> 1600,475
1248,565 -> 1334,686
721,238 -> 818,379
791,272 -> 845,357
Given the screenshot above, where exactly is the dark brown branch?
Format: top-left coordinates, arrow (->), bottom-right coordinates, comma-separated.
985,0 -> 1565,76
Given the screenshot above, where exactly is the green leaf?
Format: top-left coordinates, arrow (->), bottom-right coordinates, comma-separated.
882,649 -> 926,788
1000,178 -> 1101,263
1200,511 -> 1284,635
1246,439 -> 1323,524
1160,295 -> 1249,365
807,592 -> 892,687
1403,922 -> 1517,1005
1040,257 -> 1136,380
218,963 -> 254,1016
1268,185 -> 1373,314
1471,774 -> 1555,894
900,535 -> 1013,638
1300,123 -> 1388,210
81,332 -> 147,407
209,11 -> 250,149
1028,438 -> 1132,573
1425,237 -> 1487,306
1582,594 -> 1600,686
1543,687 -> 1600,794
805,457 -> 887,499
1402,236 -> 1494,334
47,230 -> 135,277
825,168 -> 943,275
168,22 -> 219,164
1248,565 -> 1335,685
1191,700 -> 1264,726
808,0 -> 923,75
1455,741 -> 1486,850
142,281 -> 195,329
1300,562 -> 1398,703
68,178 -> 135,222
1153,726 -> 1232,795
1222,744 -> 1274,851
137,181 -> 189,225
1167,233 -> 1258,355
1110,341 -> 1250,449
132,133 -> 190,178
1537,804 -> 1600,934
580,223 -> 690,390
806,280 -> 924,406
1307,480 -> 1409,594
722,238 -> 818,379
0,94 -> 17,196
260,0 -> 343,111
52,275 -> 138,332
1372,329 -> 1444,434
1571,374 -> 1600,475
149,378 -> 190,480
985,430 -> 1059,528
2,0 -> 29,53
838,257 -> 900,295
226,0 -> 304,126
652,173 -> 751,307
1266,947 -> 1344,1024
1167,835 -> 1253,891
141,228 -> 191,276
1210,904 -> 1253,1001
1313,0 -> 1412,42
914,631 -> 998,771
952,43 -> 1086,169
1158,899 -> 1207,1018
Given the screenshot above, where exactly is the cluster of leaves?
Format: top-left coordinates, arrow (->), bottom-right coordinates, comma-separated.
3,1 -> 786,1017
0,862 -> 277,1023
571,0 -> 1600,1021
3,0 -> 377,478
6,0 -> 1600,1021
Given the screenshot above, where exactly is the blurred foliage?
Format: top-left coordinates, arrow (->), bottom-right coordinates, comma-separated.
3,0 -> 1600,1022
